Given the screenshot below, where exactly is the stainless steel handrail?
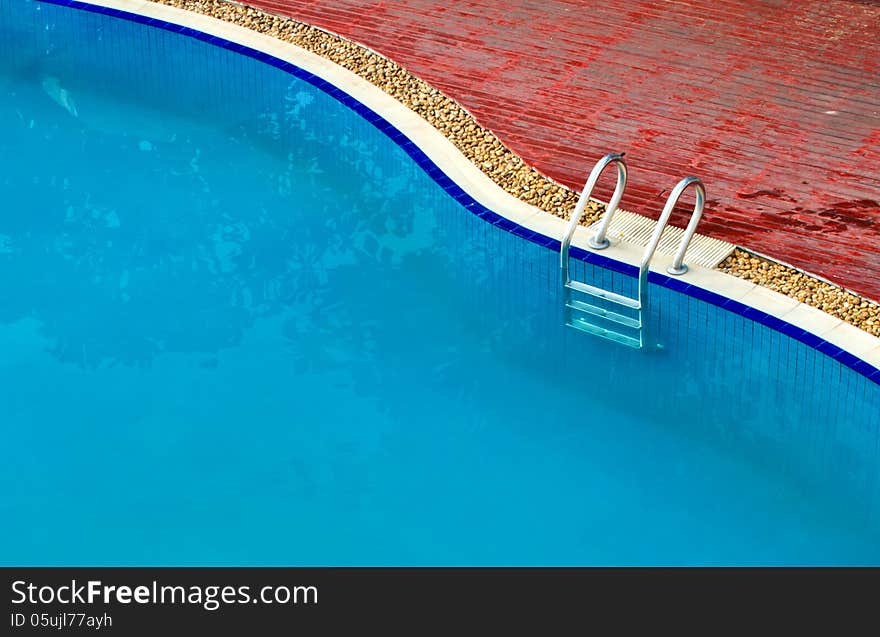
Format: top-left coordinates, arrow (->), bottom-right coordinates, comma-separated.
666,177 -> 706,275
559,153 -> 627,286
637,175 -> 706,315
639,175 -> 706,279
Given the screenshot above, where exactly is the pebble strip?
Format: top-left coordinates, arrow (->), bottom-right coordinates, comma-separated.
152,0 -> 880,338
720,249 -> 879,336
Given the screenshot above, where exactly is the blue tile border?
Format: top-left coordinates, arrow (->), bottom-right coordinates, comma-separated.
37,0 -> 880,387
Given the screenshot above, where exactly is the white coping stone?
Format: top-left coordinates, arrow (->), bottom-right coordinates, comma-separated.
823,322 -> 880,359
864,345 -> 880,369
671,261 -> 757,301
79,0 -> 880,364
739,285 -> 801,317
780,303 -> 844,337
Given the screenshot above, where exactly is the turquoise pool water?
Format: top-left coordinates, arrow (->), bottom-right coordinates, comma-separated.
1,0 -> 879,565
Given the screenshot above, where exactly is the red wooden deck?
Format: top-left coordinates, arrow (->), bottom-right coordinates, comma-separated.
252,0 -> 880,300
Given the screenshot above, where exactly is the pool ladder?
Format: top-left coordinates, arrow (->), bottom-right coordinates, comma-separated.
560,153 -> 706,350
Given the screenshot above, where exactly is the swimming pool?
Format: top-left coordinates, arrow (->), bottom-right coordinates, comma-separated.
1,0 -> 879,565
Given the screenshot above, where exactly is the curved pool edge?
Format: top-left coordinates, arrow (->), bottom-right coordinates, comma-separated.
34,0 -> 880,386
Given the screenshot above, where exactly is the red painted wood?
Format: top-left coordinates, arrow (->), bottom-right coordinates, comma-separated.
249,0 -> 880,300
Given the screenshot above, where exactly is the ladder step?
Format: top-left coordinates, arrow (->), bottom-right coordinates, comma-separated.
566,318 -> 642,349
566,299 -> 641,329
565,280 -> 640,309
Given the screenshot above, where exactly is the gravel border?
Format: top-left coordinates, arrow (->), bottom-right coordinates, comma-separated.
151,0 -> 879,338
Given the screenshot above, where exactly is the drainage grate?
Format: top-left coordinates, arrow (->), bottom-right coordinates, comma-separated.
589,208 -> 736,269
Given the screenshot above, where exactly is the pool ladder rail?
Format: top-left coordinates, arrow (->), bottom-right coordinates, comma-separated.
560,153 -> 707,350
